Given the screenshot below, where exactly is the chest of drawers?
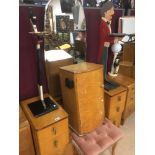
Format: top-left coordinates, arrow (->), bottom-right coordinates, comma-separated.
108,74 -> 135,124
104,86 -> 127,127
20,94 -> 69,155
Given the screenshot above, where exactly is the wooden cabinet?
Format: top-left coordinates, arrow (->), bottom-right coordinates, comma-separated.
104,86 -> 127,127
19,105 -> 35,155
60,62 -> 104,135
20,94 -> 69,155
108,74 -> 135,124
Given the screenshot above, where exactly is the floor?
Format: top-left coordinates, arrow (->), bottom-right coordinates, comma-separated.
100,113 -> 135,155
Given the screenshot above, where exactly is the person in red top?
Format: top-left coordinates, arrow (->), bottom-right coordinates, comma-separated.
97,1 -> 118,64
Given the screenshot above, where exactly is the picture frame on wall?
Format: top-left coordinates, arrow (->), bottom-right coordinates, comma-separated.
56,15 -> 70,33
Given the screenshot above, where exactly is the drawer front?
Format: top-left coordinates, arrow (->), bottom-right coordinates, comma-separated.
127,84 -> 135,105
109,91 -> 126,113
105,92 -> 126,127
50,119 -> 68,137
51,137 -> 69,155
37,119 -> 69,155
108,112 -> 122,127
123,102 -> 135,119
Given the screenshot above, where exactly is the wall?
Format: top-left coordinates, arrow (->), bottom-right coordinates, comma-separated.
19,4 -> 48,101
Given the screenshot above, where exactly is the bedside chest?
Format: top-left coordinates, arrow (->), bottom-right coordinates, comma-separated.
104,86 -> 127,127
20,94 -> 69,155
108,74 -> 135,124
60,62 -> 104,135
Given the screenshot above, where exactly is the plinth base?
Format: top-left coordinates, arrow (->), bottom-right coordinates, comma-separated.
28,97 -> 58,117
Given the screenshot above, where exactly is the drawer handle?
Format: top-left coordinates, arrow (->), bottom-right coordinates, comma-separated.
53,140 -> 58,147
130,97 -> 134,101
52,127 -> 57,135
116,106 -> 120,112
117,96 -> 121,101
65,78 -> 74,89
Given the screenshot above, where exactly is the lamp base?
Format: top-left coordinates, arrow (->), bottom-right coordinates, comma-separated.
108,72 -> 118,77
104,80 -> 120,91
28,97 -> 58,117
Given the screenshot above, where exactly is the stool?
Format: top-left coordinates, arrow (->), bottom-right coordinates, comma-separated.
71,119 -> 123,155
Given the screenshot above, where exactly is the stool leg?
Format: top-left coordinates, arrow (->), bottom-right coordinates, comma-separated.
112,143 -> 117,155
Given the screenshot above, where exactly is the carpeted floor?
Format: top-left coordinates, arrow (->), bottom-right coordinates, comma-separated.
100,113 -> 135,155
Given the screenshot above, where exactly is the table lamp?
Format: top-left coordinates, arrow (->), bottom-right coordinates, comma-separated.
108,42 -> 122,77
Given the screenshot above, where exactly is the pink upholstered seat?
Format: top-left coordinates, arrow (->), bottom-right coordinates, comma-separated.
72,119 -> 123,155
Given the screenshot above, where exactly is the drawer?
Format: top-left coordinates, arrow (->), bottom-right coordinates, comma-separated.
108,112 -> 122,127
51,136 -> 69,155
50,120 -> 68,137
109,91 -> 126,112
127,93 -> 135,106
38,133 -> 69,155
128,95 -> 135,105
37,119 -> 69,155
127,84 -> 135,103
129,84 -> 135,93
123,103 -> 135,119
37,118 -> 68,138
107,105 -> 123,127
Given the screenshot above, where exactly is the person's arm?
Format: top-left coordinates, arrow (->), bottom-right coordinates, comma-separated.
102,27 -> 115,44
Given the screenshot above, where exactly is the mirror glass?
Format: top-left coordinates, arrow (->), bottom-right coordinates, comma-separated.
44,0 -> 87,62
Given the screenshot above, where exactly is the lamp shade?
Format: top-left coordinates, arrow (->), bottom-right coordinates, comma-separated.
111,43 -> 122,53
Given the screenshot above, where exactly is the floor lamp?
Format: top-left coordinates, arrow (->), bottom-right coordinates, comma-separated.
27,7 -> 58,117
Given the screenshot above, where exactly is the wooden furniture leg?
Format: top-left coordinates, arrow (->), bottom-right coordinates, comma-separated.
112,143 -> 117,155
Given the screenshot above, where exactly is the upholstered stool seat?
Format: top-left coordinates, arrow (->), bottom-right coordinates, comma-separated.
72,119 -> 123,155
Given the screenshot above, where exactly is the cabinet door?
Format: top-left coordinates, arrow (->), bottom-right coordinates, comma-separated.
37,119 -> 69,155
76,68 -> 104,134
